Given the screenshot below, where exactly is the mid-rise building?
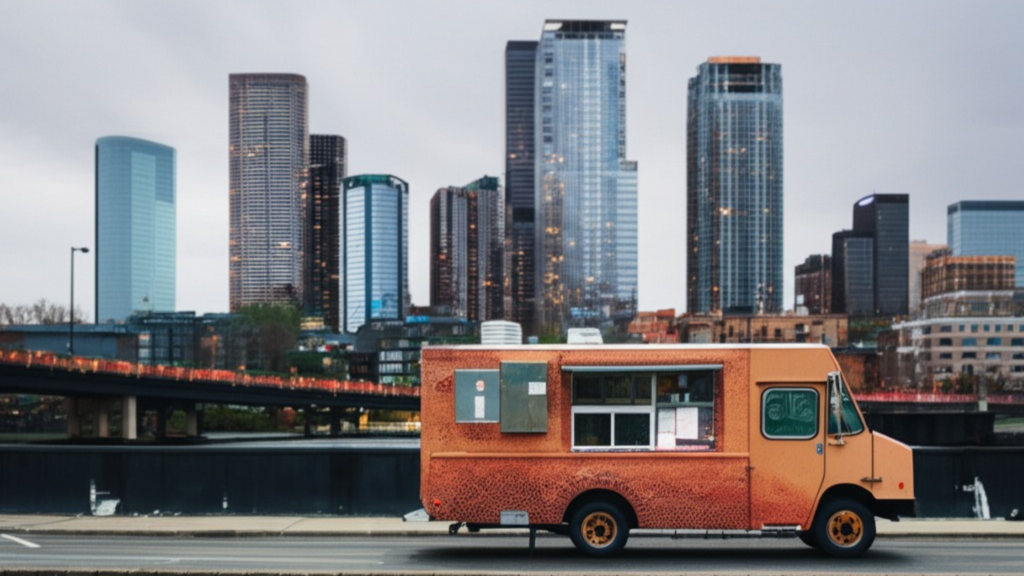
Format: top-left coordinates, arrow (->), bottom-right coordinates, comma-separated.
853,194 -> 909,316
948,201 -> 1024,287
794,255 -> 831,314
534,20 -> 638,333
687,57 -> 784,315
676,313 -> 847,347
229,73 -> 309,311
342,175 -> 408,333
909,240 -> 946,314
505,40 -> 538,336
430,176 -> 505,322
95,136 -> 176,323
305,134 -> 347,331
831,231 -> 874,316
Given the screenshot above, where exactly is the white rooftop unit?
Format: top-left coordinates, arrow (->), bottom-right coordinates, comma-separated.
480,320 -> 523,345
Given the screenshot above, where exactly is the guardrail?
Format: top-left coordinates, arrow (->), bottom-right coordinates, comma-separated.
0,349 -> 419,399
855,391 -> 1024,404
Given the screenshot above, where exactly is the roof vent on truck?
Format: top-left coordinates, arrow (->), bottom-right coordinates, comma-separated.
566,327 -> 603,345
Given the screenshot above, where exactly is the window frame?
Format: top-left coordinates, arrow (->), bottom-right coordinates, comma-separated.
761,387 -> 820,441
566,365 -> 721,452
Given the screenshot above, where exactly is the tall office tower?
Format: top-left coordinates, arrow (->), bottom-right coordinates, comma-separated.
95,136 -> 176,323
430,176 -> 505,322
908,240 -> 946,314
831,231 -> 874,316
687,57 -> 783,315
342,175 -> 408,333
228,73 -> 309,311
853,194 -> 909,316
794,254 -> 831,314
948,201 -> 1024,287
305,134 -> 347,331
535,20 -> 638,333
505,40 -> 538,335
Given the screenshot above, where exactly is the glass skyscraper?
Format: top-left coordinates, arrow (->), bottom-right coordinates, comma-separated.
505,40 -> 538,335
831,230 -> 874,316
342,175 -> 409,333
95,136 -> 176,323
687,57 -> 783,315
853,194 -> 909,316
430,176 -> 505,322
534,20 -> 638,333
305,134 -> 347,331
948,201 -> 1024,287
228,73 -> 308,311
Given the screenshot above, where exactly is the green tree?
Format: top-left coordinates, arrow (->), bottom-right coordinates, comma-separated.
237,304 -> 301,373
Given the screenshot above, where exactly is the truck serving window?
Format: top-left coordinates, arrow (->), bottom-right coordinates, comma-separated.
762,388 -> 819,439
569,368 -> 718,451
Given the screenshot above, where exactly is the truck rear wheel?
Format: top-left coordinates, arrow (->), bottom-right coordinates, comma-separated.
798,530 -> 819,549
812,498 -> 876,558
568,501 -> 629,557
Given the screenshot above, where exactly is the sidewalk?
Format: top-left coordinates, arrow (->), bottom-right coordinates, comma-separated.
2,515 -> 1024,538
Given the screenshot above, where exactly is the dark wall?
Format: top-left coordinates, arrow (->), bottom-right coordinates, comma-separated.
0,445 -> 420,516
3,443 -> 1022,519
914,447 -> 1024,519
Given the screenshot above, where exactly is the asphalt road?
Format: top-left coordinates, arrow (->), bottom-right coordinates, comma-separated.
2,533 -> 1023,575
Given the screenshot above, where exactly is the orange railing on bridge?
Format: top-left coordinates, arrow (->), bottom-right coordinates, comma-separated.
855,391 -> 1023,405
0,349 -> 420,399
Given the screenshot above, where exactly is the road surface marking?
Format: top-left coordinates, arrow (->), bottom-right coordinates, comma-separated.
1,534 -> 40,549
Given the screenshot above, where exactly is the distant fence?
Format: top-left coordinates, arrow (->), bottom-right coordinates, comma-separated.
0,349 -> 419,400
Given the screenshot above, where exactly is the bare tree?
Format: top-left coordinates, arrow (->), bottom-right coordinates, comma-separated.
0,299 -> 86,326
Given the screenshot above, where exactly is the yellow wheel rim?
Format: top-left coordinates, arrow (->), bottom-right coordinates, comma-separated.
826,510 -> 864,547
581,511 -> 618,548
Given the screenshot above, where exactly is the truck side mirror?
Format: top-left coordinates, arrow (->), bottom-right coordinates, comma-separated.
828,371 -> 845,445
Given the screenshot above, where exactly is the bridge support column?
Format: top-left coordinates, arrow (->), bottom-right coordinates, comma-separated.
95,399 -> 110,438
330,406 -> 341,436
186,405 -> 199,437
122,395 -> 137,440
64,397 -> 81,438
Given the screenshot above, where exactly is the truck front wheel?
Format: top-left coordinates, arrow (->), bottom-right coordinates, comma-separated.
568,501 -> 630,557
812,498 -> 876,558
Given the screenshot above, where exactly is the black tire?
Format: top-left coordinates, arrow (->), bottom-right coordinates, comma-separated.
798,530 -> 819,549
811,498 -> 876,558
568,501 -> 630,557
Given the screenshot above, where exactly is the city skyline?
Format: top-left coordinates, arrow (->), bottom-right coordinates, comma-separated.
2,1 -> 1022,321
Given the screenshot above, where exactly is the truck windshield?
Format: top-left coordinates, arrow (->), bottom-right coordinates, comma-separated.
827,374 -> 864,435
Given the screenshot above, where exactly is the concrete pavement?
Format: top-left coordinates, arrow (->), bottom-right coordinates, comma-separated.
2,514 -> 1024,538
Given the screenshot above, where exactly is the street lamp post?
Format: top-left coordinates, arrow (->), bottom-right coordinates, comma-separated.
69,246 -> 90,355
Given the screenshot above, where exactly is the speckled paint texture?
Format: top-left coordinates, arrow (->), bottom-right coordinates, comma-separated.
420,344 -> 913,530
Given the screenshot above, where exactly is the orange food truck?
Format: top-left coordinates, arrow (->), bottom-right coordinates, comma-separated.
420,344 -> 915,557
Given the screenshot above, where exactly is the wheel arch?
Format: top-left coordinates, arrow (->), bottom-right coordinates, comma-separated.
562,489 -> 639,529
815,483 -> 895,521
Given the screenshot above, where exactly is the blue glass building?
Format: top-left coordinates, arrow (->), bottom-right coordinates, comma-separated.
831,230 -> 874,316
342,175 -> 409,333
95,136 -> 176,323
534,20 -> 638,332
948,201 -> 1024,287
687,57 -> 783,315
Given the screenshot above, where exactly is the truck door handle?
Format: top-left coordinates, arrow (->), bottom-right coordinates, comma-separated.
860,477 -> 883,484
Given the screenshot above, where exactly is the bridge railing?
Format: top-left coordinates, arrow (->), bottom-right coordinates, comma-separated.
0,349 -> 420,398
855,391 -> 1024,404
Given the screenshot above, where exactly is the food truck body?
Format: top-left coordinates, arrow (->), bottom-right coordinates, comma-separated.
420,344 -> 914,557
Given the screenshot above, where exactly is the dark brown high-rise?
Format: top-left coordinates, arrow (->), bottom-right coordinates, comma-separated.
305,134 -> 346,330
795,255 -> 831,314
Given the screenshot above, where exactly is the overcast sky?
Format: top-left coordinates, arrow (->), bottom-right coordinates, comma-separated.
2,0 -> 1022,321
